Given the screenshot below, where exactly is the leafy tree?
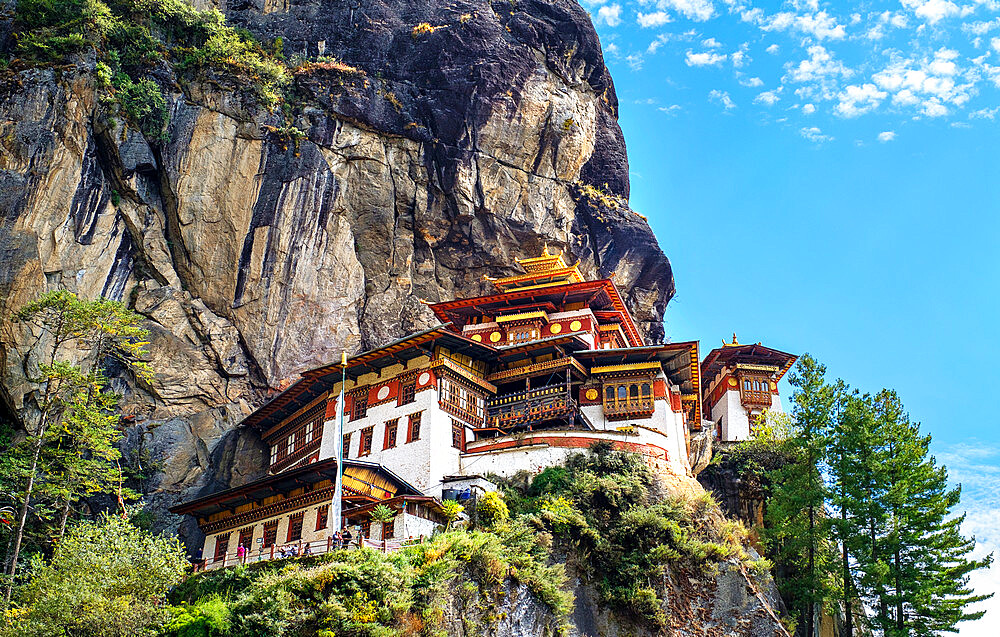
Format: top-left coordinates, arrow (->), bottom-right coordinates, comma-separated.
440,499 -> 464,532
1,508 -> 187,637
1,291 -> 151,605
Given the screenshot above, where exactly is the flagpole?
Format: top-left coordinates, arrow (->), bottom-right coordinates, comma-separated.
332,351 -> 347,536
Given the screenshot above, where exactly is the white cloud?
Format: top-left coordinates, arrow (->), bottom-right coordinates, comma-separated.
655,0 -> 715,22
686,50 -> 728,66
878,130 -> 896,142
872,49 -> 974,117
709,89 -> 736,109
755,90 -> 782,105
731,43 -> 750,68
992,37 -> 1000,52
783,45 -> 854,100
802,103 -> 816,114
970,106 -> 1000,118
766,43 -> 780,54
637,11 -> 672,28
658,104 -> 683,115
702,37 -> 723,48
596,4 -> 622,27
923,99 -> 949,116
835,83 -> 888,117
764,11 -> 847,40
800,126 -> 833,142
626,53 -> 644,70
739,76 -> 764,87
901,0 -> 962,25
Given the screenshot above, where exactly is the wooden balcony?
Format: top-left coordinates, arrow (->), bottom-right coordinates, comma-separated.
603,396 -> 655,421
485,384 -> 576,429
740,389 -> 772,409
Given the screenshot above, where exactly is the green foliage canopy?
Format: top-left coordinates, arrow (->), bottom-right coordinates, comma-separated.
2,509 -> 188,636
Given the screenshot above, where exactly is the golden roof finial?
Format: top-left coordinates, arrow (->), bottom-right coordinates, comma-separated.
732,333 -> 739,344
543,243 -> 550,256
723,333 -> 740,347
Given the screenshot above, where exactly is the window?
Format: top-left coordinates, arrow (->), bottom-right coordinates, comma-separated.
213,532 -> 231,563
342,433 -> 352,458
352,396 -> 368,421
286,433 -> 295,456
451,420 -> 465,451
286,511 -> 305,542
383,519 -> 395,539
361,520 -> 371,539
238,526 -> 253,551
407,412 -> 422,442
305,422 -> 314,444
399,381 -> 416,406
316,505 -> 329,532
384,418 -> 398,449
263,521 -> 279,548
359,426 -> 374,456
270,445 -> 278,465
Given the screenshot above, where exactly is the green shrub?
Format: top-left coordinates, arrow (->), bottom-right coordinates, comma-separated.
11,0 -> 293,133
165,596 -> 232,637
476,491 -> 509,528
114,75 -> 168,139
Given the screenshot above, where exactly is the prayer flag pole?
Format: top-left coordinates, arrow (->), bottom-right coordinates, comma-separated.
331,351 -> 347,534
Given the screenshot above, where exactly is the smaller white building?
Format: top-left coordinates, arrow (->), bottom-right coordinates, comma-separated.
700,336 -> 797,442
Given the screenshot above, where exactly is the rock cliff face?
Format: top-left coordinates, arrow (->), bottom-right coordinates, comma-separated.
442,563 -> 790,637
0,0 -> 672,531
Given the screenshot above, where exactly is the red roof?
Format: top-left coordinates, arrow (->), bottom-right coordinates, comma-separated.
428,279 -> 643,346
700,343 -> 798,383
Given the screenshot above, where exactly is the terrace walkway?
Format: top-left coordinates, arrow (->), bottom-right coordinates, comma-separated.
194,535 -> 425,572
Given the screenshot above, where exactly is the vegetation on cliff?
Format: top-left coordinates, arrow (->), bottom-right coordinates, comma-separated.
0,445 -> 773,636
497,443 -> 769,628
7,0 -> 290,136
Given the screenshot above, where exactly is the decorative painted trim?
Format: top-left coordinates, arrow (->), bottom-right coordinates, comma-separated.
591,362 -> 661,374
487,356 -> 586,382
430,358 -> 497,393
496,310 -> 549,323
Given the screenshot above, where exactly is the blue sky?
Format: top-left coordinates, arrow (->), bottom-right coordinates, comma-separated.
581,0 -> 1000,631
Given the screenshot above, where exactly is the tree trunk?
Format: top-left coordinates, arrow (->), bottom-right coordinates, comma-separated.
57,499 -> 71,540
807,501 -> 815,637
894,546 -> 904,632
3,427 -> 46,606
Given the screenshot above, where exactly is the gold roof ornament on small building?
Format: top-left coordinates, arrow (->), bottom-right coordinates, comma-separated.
723,333 -> 740,347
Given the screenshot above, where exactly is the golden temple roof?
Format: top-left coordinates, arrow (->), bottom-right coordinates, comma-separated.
487,247 -> 586,292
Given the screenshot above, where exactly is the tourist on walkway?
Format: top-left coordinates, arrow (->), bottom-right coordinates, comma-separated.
333,530 -> 343,549
236,544 -> 246,563
342,527 -> 353,548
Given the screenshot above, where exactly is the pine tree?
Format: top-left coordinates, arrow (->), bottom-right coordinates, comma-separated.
874,391 -> 992,636
764,354 -> 837,635
827,386 -> 869,637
